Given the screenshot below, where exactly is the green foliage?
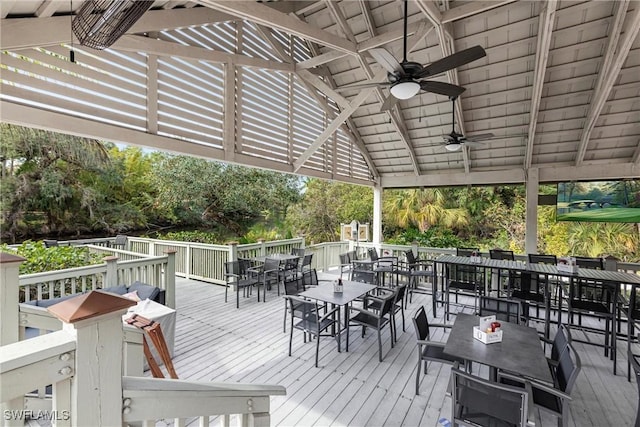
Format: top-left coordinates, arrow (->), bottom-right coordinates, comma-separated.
285,179 -> 372,244
387,227 -> 463,248
157,231 -> 221,245
0,241 -> 103,274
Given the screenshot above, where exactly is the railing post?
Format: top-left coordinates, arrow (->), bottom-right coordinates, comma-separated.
103,256 -> 119,290
48,291 -> 136,426
258,239 -> 266,257
229,242 -> 239,263
411,241 -> 419,258
299,235 -> 306,250
0,252 -> 24,345
0,252 -> 26,426
164,249 -> 177,309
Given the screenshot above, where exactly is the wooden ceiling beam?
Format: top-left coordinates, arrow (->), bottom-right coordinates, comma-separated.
416,0 -> 471,173
35,0 -> 60,18
575,1 -> 639,165
441,0 -> 519,23
254,22 -> 379,177
198,0 -> 357,55
324,0 -> 425,176
524,0 -> 557,170
293,88 -> 376,172
113,35 -> 293,72
0,6 -> 235,50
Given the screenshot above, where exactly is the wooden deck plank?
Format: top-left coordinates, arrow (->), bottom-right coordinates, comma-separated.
168,277 -> 639,426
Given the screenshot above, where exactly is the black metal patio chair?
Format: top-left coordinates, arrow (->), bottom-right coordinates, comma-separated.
348,291 -> 395,362
224,260 -> 258,308
286,295 -> 340,368
412,305 -> 465,395
451,365 -> 535,427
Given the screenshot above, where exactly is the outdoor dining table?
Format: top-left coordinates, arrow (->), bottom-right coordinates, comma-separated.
299,280 -> 376,352
443,313 -> 553,384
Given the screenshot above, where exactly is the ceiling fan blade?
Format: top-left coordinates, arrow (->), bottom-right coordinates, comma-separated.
420,80 -> 466,97
334,81 -> 391,92
416,45 -> 487,78
369,47 -> 403,74
379,93 -> 399,112
464,133 -> 495,142
463,141 -> 486,148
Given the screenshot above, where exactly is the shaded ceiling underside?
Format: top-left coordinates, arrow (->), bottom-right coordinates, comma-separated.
1,0 -> 639,188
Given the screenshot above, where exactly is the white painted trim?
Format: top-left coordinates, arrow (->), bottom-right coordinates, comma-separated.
525,168 -> 539,255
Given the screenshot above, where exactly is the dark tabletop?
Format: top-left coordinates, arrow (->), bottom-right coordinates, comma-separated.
443,313 -> 553,383
299,281 -> 376,305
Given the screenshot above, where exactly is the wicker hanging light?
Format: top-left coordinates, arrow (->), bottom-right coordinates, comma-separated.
72,0 -> 153,50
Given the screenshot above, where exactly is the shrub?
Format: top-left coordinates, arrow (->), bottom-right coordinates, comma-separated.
0,240 -> 103,274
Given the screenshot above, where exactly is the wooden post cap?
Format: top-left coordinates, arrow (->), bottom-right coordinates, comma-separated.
47,290 -> 136,324
0,252 -> 26,264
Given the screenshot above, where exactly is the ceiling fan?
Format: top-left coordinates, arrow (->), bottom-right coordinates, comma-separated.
336,0 -> 487,111
441,96 -> 494,152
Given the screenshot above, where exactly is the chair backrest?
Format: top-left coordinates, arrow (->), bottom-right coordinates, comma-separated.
291,248 -> 305,257
339,253 -> 350,265
301,253 -> 313,268
283,275 -> 302,296
224,260 -> 240,278
395,282 -> 408,302
456,247 -> 479,257
347,250 -> 357,262
412,306 -> 431,341
377,292 -> 396,317
368,247 -> 379,261
555,343 -> 581,395
287,295 -> 319,323
528,253 -> 557,264
238,258 -> 252,276
351,260 -> 375,283
43,239 -> 59,248
574,256 -> 603,270
263,257 -> 281,272
451,367 -> 529,427
405,249 -> 417,265
479,296 -> 521,324
490,249 -> 515,261
113,234 -> 128,247
551,324 -> 571,363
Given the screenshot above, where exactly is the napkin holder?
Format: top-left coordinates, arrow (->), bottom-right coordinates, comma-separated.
473,315 -> 503,344
333,279 -> 343,294
557,256 -> 578,274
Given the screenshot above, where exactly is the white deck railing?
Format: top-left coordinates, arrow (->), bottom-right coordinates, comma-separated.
1,255 -> 285,426
18,250 -> 176,308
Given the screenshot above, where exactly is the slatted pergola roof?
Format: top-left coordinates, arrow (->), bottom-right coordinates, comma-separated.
1,0 -> 639,189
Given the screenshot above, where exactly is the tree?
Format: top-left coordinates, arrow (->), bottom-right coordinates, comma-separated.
286,179 -> 372,243
384,188 -> 469,232
1,124 -> 110,240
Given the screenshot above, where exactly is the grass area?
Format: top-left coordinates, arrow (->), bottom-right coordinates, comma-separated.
557,207 -> 640,222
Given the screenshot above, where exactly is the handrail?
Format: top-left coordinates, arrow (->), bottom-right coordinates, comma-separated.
0,330 -> 76,402
122,377 -> 286,425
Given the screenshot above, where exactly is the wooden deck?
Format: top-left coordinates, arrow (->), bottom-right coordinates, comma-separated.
171,276 -> 638,427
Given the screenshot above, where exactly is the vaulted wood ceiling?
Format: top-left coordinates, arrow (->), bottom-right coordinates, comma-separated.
1,1 -> 638,188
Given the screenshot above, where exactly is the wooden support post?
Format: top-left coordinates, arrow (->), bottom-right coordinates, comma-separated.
103,255 -> 119,290
164,250 -> 177,309
0,252 -> 26,426
525,168 -> 539,255
372,186 -> 382,244
258,240 -> 266,257
229,242 -> 239,263
48,292 -> 135,426
0,252 -> 24,345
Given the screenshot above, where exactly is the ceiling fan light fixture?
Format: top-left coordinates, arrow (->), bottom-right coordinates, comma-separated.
445,142 -> 462,152
390,81 -> 420,99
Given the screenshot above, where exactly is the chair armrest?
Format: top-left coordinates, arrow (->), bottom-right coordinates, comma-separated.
225,273 -> 241,279
523,381 -> 538,427
319,306 -> 340,322
416,339 -> 446,348
525,379 -> 572,401
430,322 -> 453,329
349,305 -> 381,319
